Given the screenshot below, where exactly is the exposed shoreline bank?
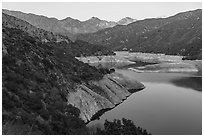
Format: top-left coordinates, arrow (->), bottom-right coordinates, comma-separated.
76,52 -> 201,75
67,72 -> 145,123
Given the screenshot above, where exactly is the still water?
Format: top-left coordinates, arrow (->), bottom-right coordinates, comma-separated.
88,69 -> 202,135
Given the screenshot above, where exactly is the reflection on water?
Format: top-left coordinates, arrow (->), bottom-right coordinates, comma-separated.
171,77 -> 202,92
88,69 -> 202,135
116,71 -> 202,92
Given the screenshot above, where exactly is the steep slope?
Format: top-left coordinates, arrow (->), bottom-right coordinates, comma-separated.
128,13 -> 202,58
3,9 -> 74,38
2,26 -> 102,134
2,13 -> 70,43
77,9 -> 202,59
3,13 -> 114,57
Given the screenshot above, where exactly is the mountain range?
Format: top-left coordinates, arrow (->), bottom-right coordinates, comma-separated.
3,9 -> 137,40
2,9 -> 202,59
77,9 -> 202,59
2,13 -> 114,57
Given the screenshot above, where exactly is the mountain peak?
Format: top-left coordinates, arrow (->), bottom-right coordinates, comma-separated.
87,17 -> 101,21
62,17 -> 72,20
117,17 -> 137,25
124,17 -> 134,20
61,17 -> 81,23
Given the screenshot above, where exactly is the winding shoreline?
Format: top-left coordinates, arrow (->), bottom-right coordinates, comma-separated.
74,52 -> 201,123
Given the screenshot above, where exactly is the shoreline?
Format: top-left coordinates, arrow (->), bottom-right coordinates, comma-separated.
75,52 -> 201,123
86,86 -> 145,125
67,72 -> 145,123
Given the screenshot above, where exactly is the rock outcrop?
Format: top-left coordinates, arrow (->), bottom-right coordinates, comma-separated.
67,72 -> 145,123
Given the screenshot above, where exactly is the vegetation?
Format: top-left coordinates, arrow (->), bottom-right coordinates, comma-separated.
2,12 -> 116,135
47,40 -> 114,57
182,53 -> 202,60
95,118 -> 150,135
3,9 -> 134,40
2,22 -> 150,135
2,26 -> 114,135
78,9 -> 202,60
2,13 -> 70,43
2,13 -> 114,57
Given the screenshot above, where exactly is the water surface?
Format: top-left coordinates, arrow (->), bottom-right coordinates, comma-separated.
88,69 -> 202,135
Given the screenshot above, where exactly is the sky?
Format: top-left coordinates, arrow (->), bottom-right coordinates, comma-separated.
2,2 -> 202,21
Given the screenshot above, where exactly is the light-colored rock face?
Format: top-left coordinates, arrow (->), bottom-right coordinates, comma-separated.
67,72 -> 145,123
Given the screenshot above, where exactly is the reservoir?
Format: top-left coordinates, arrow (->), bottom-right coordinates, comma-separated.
88,69 -> 202,135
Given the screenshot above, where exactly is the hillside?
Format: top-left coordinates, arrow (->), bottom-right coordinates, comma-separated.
2,26 -> 104,134
117,17 -> 137,25
77,9 -> 202,59
2,11 -> 114,135
3,9 -> 137,40
2,24 -> 123,134
3,13 -> 114,57
2,23 -> 146,135
127,13 -> 202,58
2,13 -> 70,43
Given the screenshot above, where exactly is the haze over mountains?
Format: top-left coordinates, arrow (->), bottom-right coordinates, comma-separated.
3,9 -> 137,39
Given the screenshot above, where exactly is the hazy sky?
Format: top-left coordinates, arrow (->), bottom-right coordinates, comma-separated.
2,2 -> 202,21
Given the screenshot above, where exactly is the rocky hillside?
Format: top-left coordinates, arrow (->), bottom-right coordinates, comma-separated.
77,9 -> 202,59
3,9 -> 137,40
